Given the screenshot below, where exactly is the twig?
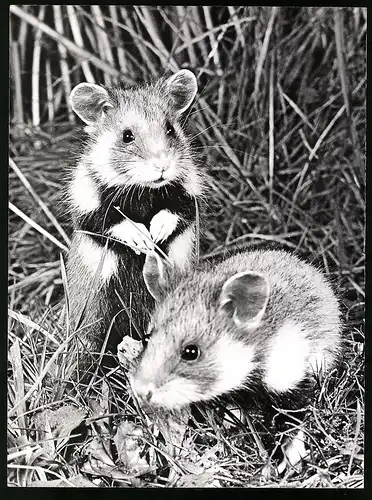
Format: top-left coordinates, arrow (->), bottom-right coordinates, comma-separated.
175,6 -> 197,67
174,17 -> 255,55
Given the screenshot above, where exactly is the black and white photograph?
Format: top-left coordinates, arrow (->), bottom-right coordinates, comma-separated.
8,5 -> 365,488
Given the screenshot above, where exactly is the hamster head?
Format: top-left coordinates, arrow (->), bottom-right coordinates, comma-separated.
129,252 -> 270,410
69,70 -> 201,192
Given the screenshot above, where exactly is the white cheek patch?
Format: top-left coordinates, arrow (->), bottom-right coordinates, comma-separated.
150,378 -> 202,409
70,164 -> 100,213
167,225 -> 195,271
264,321 -> 309,392
89,130 -> 119,185
78,234 -> 118,282
213,336 -> 256,396
150,210 -> 179,243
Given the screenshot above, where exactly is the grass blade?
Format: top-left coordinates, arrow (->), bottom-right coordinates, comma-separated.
10,5 -> 132,82
9,158 -> 71,247
9,202 -> 69,253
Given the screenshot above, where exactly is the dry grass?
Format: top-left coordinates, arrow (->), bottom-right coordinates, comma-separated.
8,6 -> 365,488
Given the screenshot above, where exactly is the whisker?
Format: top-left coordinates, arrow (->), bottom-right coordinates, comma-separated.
122,183 -> 136,210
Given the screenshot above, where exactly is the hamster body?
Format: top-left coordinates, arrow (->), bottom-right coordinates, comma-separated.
131,249 -> 343,412
65,70 -> 206,371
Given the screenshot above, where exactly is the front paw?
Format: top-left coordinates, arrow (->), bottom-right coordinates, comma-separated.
109,219 -> 154,254
150,210 -> 179,243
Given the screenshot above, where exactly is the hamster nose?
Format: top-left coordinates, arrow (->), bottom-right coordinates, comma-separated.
152,161 -> 169,173
133,380 -> 155,404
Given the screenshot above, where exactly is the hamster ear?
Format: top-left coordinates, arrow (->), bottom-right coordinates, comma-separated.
164,69 -> 198,114
143,252 -> 171,301
219,272 -> 270,329
70,83 -> 113,125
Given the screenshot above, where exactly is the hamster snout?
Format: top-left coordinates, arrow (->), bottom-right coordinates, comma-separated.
150,154 -> 173,176
131,376 -> 156,404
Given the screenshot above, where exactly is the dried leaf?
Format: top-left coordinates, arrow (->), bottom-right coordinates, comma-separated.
176,471 -> 219,488
81,459 -> 129,481
29,475 -> 97,487
33,410 -> 55,456
85,436 -> 115,466
86,397 -> 110,434
197,443 -> 225,468
98,380 -> 110,414
153,407 -> 190,457
117,337 -> 143,370
177,459 -> 204,475
113,421 -> 149,472
33,405 -> 86,455
342,439 -> 362,455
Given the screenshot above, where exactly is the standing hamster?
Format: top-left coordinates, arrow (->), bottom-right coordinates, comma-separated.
65,70 -> 206,376
131,248 -> 342,412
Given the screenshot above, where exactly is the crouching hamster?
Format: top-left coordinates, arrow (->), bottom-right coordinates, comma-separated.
65,70 -> 206,377
130,249 -> 343,472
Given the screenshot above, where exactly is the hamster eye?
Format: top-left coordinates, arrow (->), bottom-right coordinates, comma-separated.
142,332 -> 152,348
123,129 -> 135,143
181,344 -> 200,361
165,121 -> 175,137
